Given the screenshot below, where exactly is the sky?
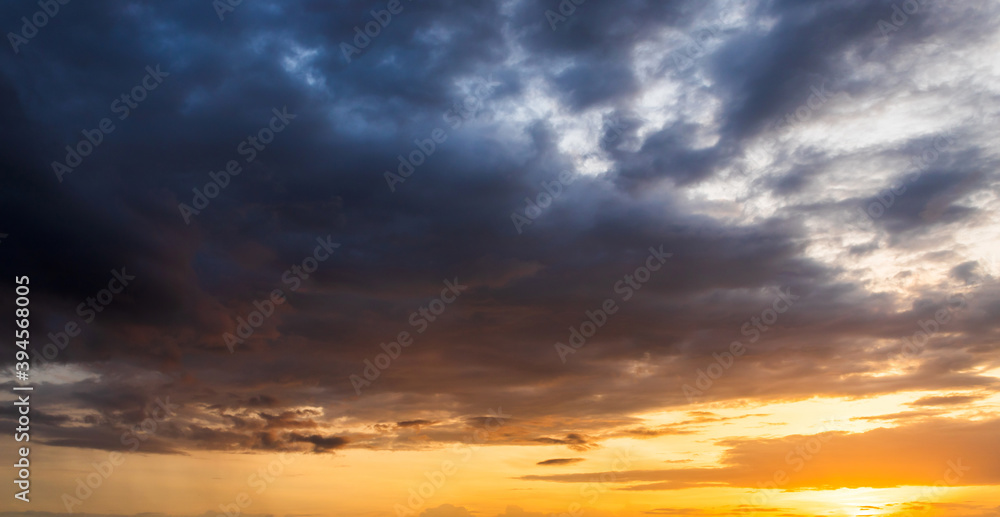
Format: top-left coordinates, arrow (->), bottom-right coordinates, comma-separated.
1,0 -> 1000,516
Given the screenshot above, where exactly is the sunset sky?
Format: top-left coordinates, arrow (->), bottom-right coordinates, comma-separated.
2,1 -> 1000,516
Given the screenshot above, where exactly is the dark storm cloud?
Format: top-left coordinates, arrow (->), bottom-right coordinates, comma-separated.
872,170 -> 987,236
614,121 -> 721,186
709,0 -> 998,141
511,0 -> 688,67
0,0 -> 997,458
550,61 -> 640,112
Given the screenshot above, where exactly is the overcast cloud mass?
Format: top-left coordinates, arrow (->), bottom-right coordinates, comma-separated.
1,1 -> 999,516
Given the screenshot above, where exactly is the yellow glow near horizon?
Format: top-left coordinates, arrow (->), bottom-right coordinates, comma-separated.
22,388 -> 995,516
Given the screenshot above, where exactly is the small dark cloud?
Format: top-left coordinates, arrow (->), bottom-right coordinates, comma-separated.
851,411 -> 942,421
622,426 -> 696,438
532,434 -> 597,451
909,394 -> 988,407
397,419 -> 439,428
536,458 -> 585,466
287,433 -> 349,453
